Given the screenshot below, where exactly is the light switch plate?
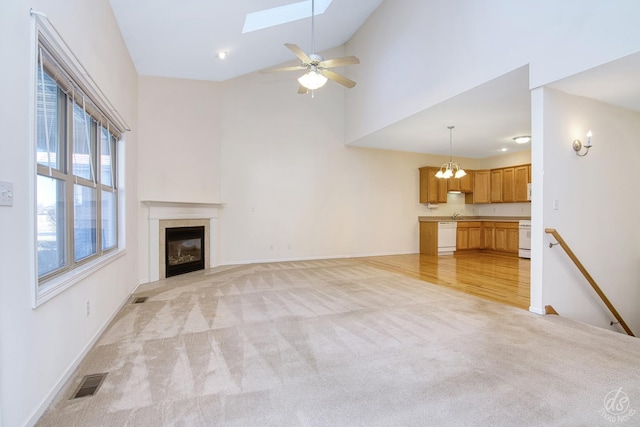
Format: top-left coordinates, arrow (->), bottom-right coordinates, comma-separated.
0,181 -> 13,206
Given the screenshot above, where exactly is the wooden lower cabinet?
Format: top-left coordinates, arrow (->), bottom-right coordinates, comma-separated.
454,221 -> 518,255
419,222 -> 439,255
423,220 -> 521,255
481,222 -> 495,250
493,222 -> 519,254
456,222 -> 482,251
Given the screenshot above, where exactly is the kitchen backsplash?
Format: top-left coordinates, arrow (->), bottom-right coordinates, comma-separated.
419,193 -> 531,217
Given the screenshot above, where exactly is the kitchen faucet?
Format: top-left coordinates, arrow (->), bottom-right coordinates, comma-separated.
451,212 -> 464,220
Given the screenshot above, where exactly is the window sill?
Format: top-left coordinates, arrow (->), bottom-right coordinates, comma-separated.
34,248 -> 127,308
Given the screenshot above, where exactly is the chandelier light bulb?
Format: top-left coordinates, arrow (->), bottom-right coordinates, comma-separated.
435,126 -> 465,179
298,69 -> 328,90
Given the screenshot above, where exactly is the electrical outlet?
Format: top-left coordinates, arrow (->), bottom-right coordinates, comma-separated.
0,180 -> 13,206
85,300 -> 90,316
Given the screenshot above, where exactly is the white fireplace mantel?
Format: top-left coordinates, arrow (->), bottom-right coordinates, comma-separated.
143,201 -> 223,282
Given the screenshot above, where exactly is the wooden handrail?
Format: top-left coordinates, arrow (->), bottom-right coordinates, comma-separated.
545,228 -> 634,337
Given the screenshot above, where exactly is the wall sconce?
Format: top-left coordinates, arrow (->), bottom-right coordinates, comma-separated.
572,130 -> 592,156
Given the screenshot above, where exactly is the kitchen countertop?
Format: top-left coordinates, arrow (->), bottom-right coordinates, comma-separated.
418,216 -> 530,222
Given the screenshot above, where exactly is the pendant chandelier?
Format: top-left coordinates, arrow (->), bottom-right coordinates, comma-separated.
435,126 -> 466,179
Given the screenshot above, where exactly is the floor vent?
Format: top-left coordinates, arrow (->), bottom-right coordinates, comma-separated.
133,296 -> 148,304
71,373 -> 107,399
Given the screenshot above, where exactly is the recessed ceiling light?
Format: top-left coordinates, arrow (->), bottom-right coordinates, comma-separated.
513,135 -> 531,144
500,148 -> 508,152
216,51 -> 228,60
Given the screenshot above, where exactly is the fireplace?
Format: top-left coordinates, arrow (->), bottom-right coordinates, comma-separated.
165,226 -> 205,277
143,201 -> 221,284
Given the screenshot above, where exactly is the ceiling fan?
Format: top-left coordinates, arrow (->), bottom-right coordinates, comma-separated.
259,0 -> 360,94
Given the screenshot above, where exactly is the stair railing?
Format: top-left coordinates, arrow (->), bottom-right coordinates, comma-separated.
545,228 -> 634,337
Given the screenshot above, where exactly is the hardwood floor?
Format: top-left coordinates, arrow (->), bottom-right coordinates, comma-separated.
363,252 -> 530,310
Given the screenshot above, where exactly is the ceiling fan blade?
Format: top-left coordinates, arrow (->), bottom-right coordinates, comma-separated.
284,43 -> 312,64
298,85 -> 309,95
260,65 -> 307,74
321,69 -> 357,89
319,56 -> 360,69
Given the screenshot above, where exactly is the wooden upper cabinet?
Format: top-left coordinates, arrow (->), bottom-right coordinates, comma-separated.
514,165 -> 530,202
466,170 -> 490,204
490,169 -> 503,203
419,167 -> 447,204
448,170 -> 474,194
448,175 -> 461,192
502,167 -> 515,203
460,171 -> 474,193
437,175 -> 448,203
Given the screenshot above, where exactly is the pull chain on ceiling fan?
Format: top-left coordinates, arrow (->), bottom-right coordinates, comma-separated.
259,0 -> 360,94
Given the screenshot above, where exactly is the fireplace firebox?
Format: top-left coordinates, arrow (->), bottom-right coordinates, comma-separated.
165,226 -> 205,277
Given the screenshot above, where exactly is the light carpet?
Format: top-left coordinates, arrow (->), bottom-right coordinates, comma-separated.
36,259 -> 640,426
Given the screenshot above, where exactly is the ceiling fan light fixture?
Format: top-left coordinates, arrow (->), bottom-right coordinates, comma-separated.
298,69 -> 328,90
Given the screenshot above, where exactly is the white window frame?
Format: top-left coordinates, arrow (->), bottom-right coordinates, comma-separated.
30,12 -> 129,308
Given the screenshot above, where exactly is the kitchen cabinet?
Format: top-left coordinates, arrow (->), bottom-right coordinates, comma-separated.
456,222 -> 482,250
460,171 -> 474,193
490,169 -> 503,203
419,222 -> 438,255
494,222 -> 519,254
420,219 -> 523,256
514,165 -> 530,202
502,167 -> 515,203
448,170 -> 474,193
465,170 -> 490,204
481,222 -> 495,250
419,167 -> 448,204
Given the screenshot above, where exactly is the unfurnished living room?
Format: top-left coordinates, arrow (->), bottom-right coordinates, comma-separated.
1,1 -> 640,426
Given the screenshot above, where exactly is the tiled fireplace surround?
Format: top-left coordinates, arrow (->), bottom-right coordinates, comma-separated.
145,201 -> 222,282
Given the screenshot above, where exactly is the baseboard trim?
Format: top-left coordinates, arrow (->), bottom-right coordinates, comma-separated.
529,306 -> 546,315
23,290 -> 135,427
220,251 -> 416,266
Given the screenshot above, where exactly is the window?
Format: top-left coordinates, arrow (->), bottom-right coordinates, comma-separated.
34,20 -> 125,296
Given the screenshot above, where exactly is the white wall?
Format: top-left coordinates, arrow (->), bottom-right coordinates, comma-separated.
217,63 -> 533,262
137,76 -> 223,283
0,1 -> 139,426
136,62 -> 533,265
345,0 -> 640,144
537,88 -> 640,333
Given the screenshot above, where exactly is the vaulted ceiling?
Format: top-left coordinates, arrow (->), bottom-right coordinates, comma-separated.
110,1 -> 640,159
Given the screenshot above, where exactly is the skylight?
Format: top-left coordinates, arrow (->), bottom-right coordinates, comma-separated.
242,0 -> 333,34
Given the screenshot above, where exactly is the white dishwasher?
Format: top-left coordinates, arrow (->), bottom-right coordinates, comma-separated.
438,222 -> 457,255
